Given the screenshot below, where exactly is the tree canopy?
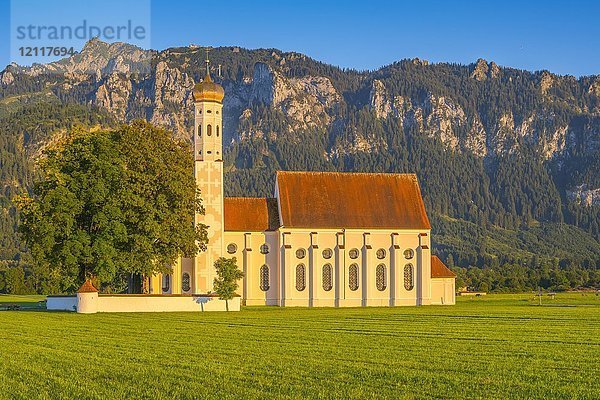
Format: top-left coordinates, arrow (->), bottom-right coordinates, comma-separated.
16,121 -> 207,293
213,257 -> 244,311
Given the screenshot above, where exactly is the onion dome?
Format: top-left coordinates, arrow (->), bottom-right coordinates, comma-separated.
192,72 -> 224,103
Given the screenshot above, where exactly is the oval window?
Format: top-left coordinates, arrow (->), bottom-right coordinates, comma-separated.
182,273 -> 191,292
349,263 -> 359,291
349,248 -> 359,259
260,244 -> 270,255
227,243 -> 237,254
404,249 -> 414,260
322,264 -> 333,291
376,264 -> 386,291
322,248 -> 333,259
260,265 -> 270,291
376,248 -> 386,259
404,264 -> 414,291
296,264 -> 306,291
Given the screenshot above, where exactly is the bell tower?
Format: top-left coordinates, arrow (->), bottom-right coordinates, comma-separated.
192,48 -> 225,293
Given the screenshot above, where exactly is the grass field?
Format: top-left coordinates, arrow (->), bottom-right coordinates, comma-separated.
0,293 -> 599,399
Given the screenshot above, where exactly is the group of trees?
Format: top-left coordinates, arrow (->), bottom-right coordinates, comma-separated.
3,119 -> 244,304
453,260 -> 600,293
15,121 -> 206,294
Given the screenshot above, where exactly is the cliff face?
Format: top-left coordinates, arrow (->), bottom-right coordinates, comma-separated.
1,40 -> 599,207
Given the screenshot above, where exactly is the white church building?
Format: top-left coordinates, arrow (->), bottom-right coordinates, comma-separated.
148,63 -> 456,307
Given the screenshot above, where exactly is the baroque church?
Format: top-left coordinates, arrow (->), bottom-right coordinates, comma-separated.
148,61 -> 456,307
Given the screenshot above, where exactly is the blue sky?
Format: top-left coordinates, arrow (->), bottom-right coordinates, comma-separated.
1,0 -> 599,76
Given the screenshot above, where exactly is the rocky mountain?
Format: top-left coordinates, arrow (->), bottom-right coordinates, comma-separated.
0,39 -> 599,274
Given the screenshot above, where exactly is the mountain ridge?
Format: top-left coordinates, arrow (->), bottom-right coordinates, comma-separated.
0,40 -> 598,286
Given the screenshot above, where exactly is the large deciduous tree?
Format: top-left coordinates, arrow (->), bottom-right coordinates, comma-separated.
16,121 -> 208,293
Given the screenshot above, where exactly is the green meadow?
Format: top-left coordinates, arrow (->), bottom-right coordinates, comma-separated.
0,293 -> 599,399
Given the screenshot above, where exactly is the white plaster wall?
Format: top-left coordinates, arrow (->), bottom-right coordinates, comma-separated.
431,278 -> 455,305
47,295 -> 239,312
97,295 -> 240,312
223,231 -> 280,306
281,229 -> 428,307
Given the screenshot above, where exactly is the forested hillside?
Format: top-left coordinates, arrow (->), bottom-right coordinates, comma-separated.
0,39 -> 598,293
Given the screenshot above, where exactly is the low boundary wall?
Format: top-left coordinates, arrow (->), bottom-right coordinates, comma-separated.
47,294 -> 240,313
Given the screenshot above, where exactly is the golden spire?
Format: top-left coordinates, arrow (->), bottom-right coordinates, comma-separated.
192,46 -> 224,103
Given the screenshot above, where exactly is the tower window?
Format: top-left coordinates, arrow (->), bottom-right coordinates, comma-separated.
322,263 -> 333,291
296,264 -> 306,291
217,125 -> 220,137
260,265 -> 270,291
207,109 -> 212,113
162,274 -> 170,293
376,264 -> 386,291
198,125 -> 202,137
182,273 -> 191,292
207,151 -> 212,154
216,110 -> 219,114
207,124 -> 212,136
349,263 -> 359,291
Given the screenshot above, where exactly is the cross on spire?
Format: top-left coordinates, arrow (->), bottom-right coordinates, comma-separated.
204,47 -> 211,77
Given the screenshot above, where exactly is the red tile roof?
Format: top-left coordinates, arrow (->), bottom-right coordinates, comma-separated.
224,197 -> 280,232
431,256 -> 456,278
77,279 -> 99,293
276,171 -> 431,229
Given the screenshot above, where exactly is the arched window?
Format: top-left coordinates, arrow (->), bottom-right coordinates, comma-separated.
207,124 -> 212,136
296,264 -> 306,291
376,264 -> 386,291
182,273 -> 191,292
162,274 -> 170,293
404,248 -> 414,260
216,125 -> 220,137
227,243 -> 237,254
404,264 -> 414,291
322,264 -> 333,291
349,263 -> 359,291
198,125 -> 202,137
376,248 -> 386,259
260,265 -> 269,291
260,244 -> 269,254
